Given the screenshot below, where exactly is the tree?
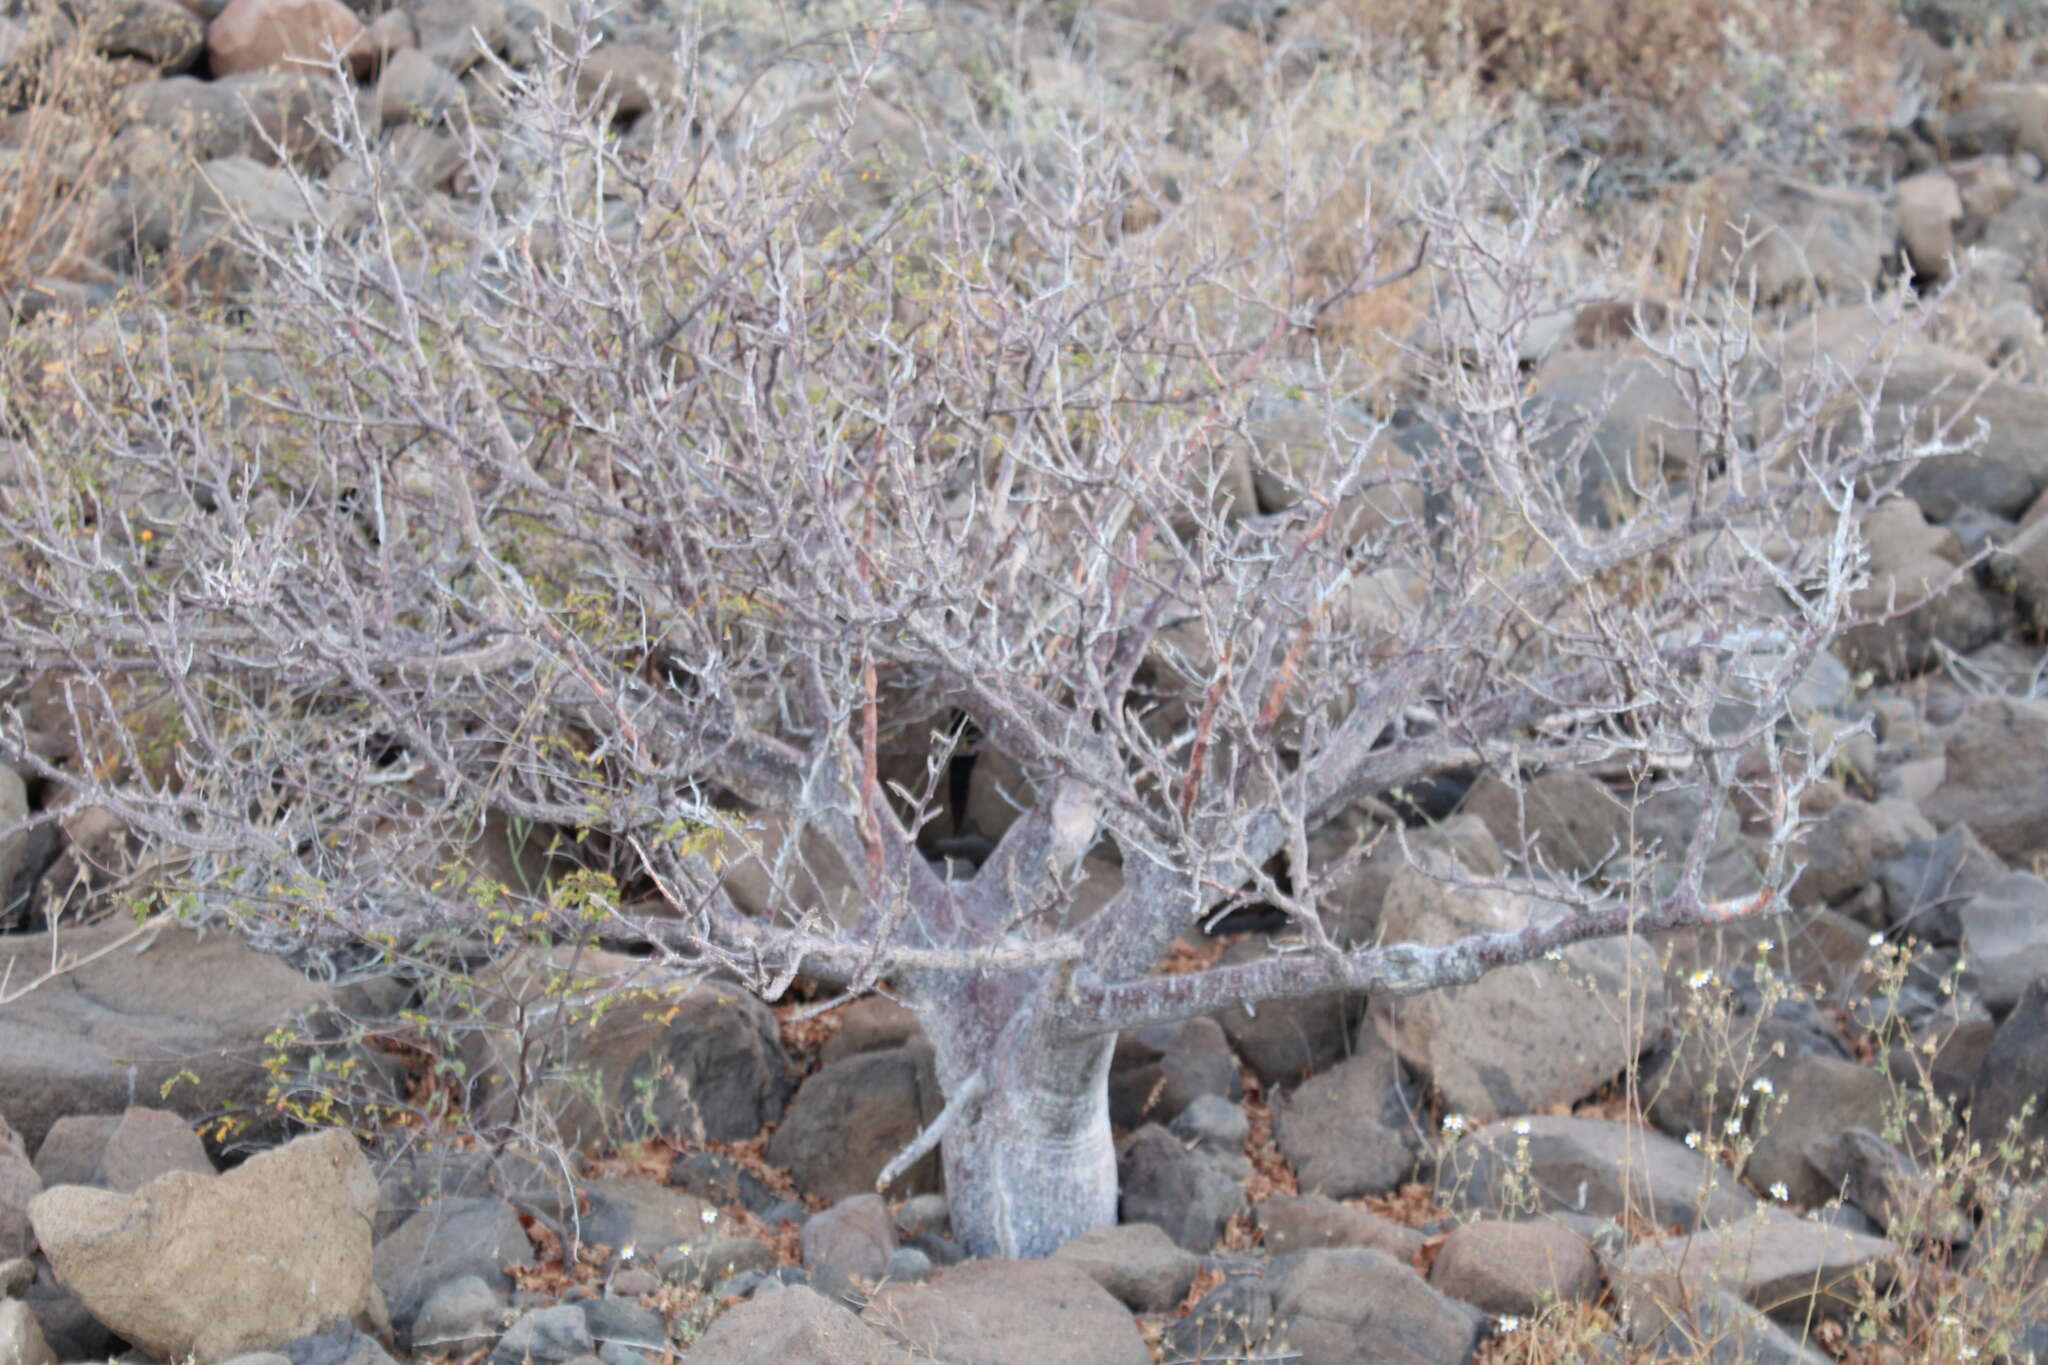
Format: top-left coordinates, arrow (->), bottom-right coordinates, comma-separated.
0,36 -> 1944,1258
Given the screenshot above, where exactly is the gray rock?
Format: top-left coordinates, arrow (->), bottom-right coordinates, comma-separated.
1116,1125 -> 1244,1252
1107,1017 -> 1242,1130
1371,867 -> 1669,1123
1427,1217 -> 1599,1316
577,1177 -> 715,1259
0,767 -> 25,923
862,1259 -> 1151,1365
1459,768 -> 1631,877
373,1196 -> 530,1334
817,997 -> 923,1067
1270,1247 -> 1485,1365
654,1236 -> 774,1291
28,1130 -> 377,1363
1213,934 -> 1365,1086
279,1325 -> 398,1365
882,1246 -> 931,1283
892,1194 -> 950,1240
0,922 -> 334,1153
1164,1278 -> 1274,1361
1971,976 -> 2048,1161
1441,1116 -> 1759,1229
1612,1208 -> 1894,1331
686,1286 -> 901,1364
1803,1129 -> 1969,1244
1169,1093 -> 1249,1157
1640,1289 -> 1831,1363
0,1118 -> 37,1261
577,1300 -> 664,1353
1052,1223 -> 1200,1312
1836,499 -> 2014,681
1958,872 -> 2048,1011
92,1107 -> 213,1192
766,1044 -> 941,1202
1741,1055 -> 1890,1210
1877,824 -> 2007,946
1254,1193 -> 1425,1261
488,1304 -> 590,1365
0,1300 -> 54,1365
1272,1036 -> 1420,1199
1922,696 -> 2048,861
666,1151 -> 779,1218
409,1275 -> 506,1357
800,1193 -> 896,1302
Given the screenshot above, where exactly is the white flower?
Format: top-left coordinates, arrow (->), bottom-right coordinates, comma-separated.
1686,969 -> 1716,991
1770,1182 -> 1791,1201
1751,1077 -> 1775,1096
1723,1116 -> 1742,1136
1959,1349 -> 1979,1361
1496,1315 -> 1521,1333
1685,1132 -> 1701,1150
1512,1119 -> 1532,1136
1868,931 -> 1886,948
1542,948 -> 1563,962
701,1207 -> 719,1225
1755,938 -> 1774,953
1442,1114 -> 1467,1134
618,1244 -> 636,1261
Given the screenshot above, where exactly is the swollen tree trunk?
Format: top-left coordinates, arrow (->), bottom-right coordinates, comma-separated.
912,967 -> 1119,1260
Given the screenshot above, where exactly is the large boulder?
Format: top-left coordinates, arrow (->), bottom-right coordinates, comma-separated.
1370,867 -> 1670,1122
1611,1208 -> 1894,1331
28,1129 -> 377,1363
459,948 -> 791,1149
0,922 -> 334,1153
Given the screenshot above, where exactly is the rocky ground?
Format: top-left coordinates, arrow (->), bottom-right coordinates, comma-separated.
4,0 -> 2048,1361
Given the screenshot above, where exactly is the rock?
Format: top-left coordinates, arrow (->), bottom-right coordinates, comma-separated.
654,1236 -> 774,1291
577,1178 -> 715,1259
1269,1247 -> 1485,1365
801,1194 -> 896,1301
1164,1278 -> 1274,1361
0,1300 -> 55,1365
1115,1125 -> 1244,1252
576,44 -> 681,118
1922,696 -> 2048,863
0,921 -> 335,1153
883,1246 -> 931,1284
863,1259 -> 1150,1365
1611,1208 -> 1894,1331
1254,1193 -> 1426,1261
1957,872 -> 2048,1011
1169,1093 -> 1249,1157
1428,1217 -> 1600,1316
372,1146 -> 561,1239
817,996 -> 923,1067
27,1129 -> 376,1363
894,1194 -> 950,1240
1972,977 -> 2048,1159
488,1304 -> 589,1365
0,1120 -> 36,1262
685,1285 -> 901,1365
1876,824 -> 2008,946
1441,1116 -> 1759,1229
1458,768 -> 1630,877
207,0 -> 363,76
1788,800 -> 1930,909
1802,1129 -> 1968,1244
0,1257 -> 29,1296
1835,499 -> 2013,682
666,1151 -> 779,1218
0,767 -> 24,920
1272,1039 -> 1421,1198
459,949 -> 791,1149
410,0 -> 506,73
1214,938 -> 1366,1085
1880,358 -> 2048,521
375,49 -> 462,125
1639,1288 -> 1831,1363
708,810 -> 862,928
373,1196 -> 530,1336
408,1276 -> 506,1357
1681,167 -> 1893,303
1896,171 -> 1965,281
578,1300 -> 664,1355
766,1043 -> 941,1202
46,1108 -> 212,1193
1052,1224 -> 1200,1312
1106,1017 -> 1242,1130
1742,1055 -> 1891,1209
1525,353 -> 1701,525
1371,867 -> 1669,1122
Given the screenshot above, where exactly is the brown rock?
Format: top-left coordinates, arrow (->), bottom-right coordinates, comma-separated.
863,1259 -> 1151,1365
28,1129 -> 377,1363
1254,1193 -> 1425,1261
1428,1217 -> 1600,1315
206,0 -> 361,76
1052,1223 -> 1200,1312
1896,171 -> 1964,281
687,1286 -> 901,1365
1611,1208 -> 1894,1332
